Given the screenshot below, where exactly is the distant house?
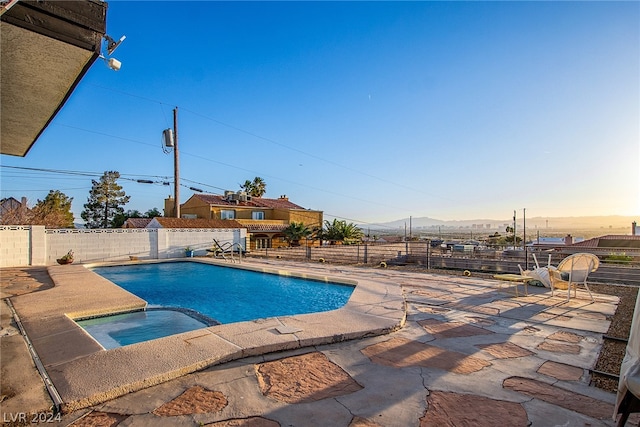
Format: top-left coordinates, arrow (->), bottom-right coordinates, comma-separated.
145,217 -> 244,230
567,235 -> 640,257
122,217 -> 153,229
172,192 -> 323,250
122,217 -> 244,230
529,235 -> 584,250
0,197 -> 29,223
0,197 -> 25,216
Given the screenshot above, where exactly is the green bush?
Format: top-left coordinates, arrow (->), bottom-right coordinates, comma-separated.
603,253 -> 633,264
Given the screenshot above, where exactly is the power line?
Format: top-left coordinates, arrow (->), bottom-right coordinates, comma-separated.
44,123 -> 410,212
1,166 -> 398,229
0,165 -> 169,181
181,107 -> 455,202
4,87 -> 440,219
84,83 -> 455,203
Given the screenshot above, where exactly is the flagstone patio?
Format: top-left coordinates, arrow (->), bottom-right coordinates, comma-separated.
1,260 -> 637,426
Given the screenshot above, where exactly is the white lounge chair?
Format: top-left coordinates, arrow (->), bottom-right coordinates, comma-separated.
548,253 -> 599,302
614,291 -> 640,426
518,253 -> 552,289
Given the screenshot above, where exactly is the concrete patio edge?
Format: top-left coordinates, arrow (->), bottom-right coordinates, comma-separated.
9,259 -> 406,413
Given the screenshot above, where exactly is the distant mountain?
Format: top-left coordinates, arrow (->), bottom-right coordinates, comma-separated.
363,215 -> 638,231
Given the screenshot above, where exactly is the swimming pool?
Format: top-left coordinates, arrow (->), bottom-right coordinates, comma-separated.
91,261 -> 355,324
77,309 -> 211,350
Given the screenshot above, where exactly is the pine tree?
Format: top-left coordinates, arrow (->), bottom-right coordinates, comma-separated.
32,190 -> 74,228
81,171 -> 130,228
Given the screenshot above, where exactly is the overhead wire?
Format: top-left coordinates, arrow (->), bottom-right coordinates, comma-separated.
42,123 -> 406,212
1,166 -> 398,229
2,166 -> 174,193
3,84 -> 443,223
180,107 -> 455,203
82,83 -> 456,203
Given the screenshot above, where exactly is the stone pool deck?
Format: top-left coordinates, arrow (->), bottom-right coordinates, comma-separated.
1,259 -> 635,426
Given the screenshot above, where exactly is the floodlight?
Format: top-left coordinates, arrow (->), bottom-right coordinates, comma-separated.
105,34 -> 126,55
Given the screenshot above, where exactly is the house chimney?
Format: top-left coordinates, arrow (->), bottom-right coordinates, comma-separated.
164,196 -> 175,218
633,221 -> 637,236
564,234 -> 574,246
279,195 -> 288,200
20,196 -> 28,215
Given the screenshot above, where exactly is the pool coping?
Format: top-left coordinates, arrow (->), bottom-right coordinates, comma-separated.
9,258 -> 406,412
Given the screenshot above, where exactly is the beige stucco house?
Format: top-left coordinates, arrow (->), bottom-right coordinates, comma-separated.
166,192 -> 323,250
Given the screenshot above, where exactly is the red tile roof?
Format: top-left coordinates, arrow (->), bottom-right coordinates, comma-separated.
244,223 -> 290,232
192,194 -> 307,210
149,217 -> 244,229
122,218 -> 153,228
571,235 -> 640,249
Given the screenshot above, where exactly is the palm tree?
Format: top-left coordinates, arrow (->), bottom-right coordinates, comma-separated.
283,222 -> 311,246
240,180 -> 253,193
240,177 -> 267,197
251,177 -> 266,197
323,219 -> 364,244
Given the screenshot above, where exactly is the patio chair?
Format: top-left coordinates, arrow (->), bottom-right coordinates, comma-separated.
614,292 -> 640,426
518,253 -> 552,289
548,253 -> 599,302
206,239 -> 233,259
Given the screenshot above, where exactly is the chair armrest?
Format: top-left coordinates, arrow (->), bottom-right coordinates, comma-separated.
548,267 -> 571,282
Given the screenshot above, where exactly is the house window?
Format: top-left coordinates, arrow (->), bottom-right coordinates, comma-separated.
256,237 -> 271,249
220,210 -> 235,220
252,211 -> 265,220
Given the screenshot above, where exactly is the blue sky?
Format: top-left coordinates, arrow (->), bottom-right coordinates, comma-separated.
1,1 -> 638,226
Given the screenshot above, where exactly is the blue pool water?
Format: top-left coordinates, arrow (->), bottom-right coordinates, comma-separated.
77,309 -> 209,350
91,262 -> 354,325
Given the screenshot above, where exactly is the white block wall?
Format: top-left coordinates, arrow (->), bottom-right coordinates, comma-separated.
46,228 -> 158,264
30,226 -> 46,266
0,226 -> 31,267
0,226 -> 247,267
157,228 -> 244,259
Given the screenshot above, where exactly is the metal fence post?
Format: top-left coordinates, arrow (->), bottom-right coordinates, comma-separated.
364,243 -> 368,264
426,240 -> 430,269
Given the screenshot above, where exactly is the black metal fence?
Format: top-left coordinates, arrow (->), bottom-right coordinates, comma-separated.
248,241 -> 640,286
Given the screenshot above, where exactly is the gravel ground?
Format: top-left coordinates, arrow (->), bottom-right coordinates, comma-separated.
589,283 -> 638,392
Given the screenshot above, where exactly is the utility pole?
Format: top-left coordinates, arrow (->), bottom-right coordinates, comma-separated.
513,210 -> 516,249
523,208 -> 526,248
409,216 -> 412,240
523,208 -> 527,269
173,107 -> 180,218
